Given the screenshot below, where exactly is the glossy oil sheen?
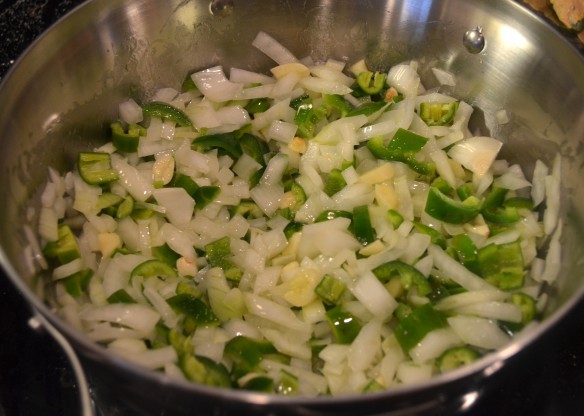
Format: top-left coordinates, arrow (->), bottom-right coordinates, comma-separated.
0,0 -> 583,414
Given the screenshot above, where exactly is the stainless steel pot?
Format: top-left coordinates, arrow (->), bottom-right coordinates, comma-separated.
1,0 -> 583,414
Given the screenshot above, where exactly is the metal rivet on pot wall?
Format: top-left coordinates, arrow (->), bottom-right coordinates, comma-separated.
209,0 -> 234,17
463,27 -> 486,54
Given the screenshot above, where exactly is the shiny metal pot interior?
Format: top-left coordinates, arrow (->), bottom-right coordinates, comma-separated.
1,0 -> 583,414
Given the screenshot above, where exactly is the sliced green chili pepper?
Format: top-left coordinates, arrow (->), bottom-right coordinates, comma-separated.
419,101 -> 459,126
181,74 -> 197,92
107,288 -> 136,304
394,303 -> 447,353
482,206 -> 520,224
239,133 -> 268,165
243,376 -> 274,392
413,222 -> 447,249
481,187 -> 508,211
111,122 -> 145,153
372,260 -> 432,296
353,205 -> 376,245
130,259 -> 178,280
325,306 -> 362,344
323,168 -> 347,197
96,192 -> 124,213
62,268 -> 93,297
456,182 -> 474,202
314,274 -> 346,305
194,186 -> 220,209
116,195 -> 134,219
294,103 -> 327,139
225,336 -> 277,378
283,221 -> 303,239
170,173 -> 199,198
503,197 -> 535,210
450,234 -> 480,274
179,354 -> 231,387
367,131 -> 435,176
276,369 -> 298,396
176,281 -> 202,297
245,98 -> 271,114
322,94 -> 353,118
231,200 -> 264,219
511,292 -> 537,324
152,243 -> 181,268
347,101 -> 388,118
290,94 -> 311,111
167,294 -> 219,325
288,182 -> 307,213
192,132 -> 242,159
477,241 -> 524,290
436,346 -> 479,372
424,187 -> 481,224
431,177 -> 454,196
362,379 -> 385,393
43,223 -> 81,264
142,101 -> 193,128
387,209 -> 404,229
357,71 -> 387,95
78,152 -> 118,185
205,236 -> 242,282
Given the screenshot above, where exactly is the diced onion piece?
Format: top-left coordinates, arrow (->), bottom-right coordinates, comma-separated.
119,98 -> 143,124
409,328 -> 462,364
244,292 -> 310,333
152,188 -> 195,226
252,31 -> 298,65
387,64 -> 420,97
191,66 -> 243,103
80,304 -> 161,337
448,136 -> 503,176
350,271 -> 398,320
447,315 -> 510,350
431,67 -> 456,86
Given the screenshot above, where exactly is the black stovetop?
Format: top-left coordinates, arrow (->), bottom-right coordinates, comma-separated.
1,1 -> 584,415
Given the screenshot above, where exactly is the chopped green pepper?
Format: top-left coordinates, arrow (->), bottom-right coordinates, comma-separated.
43,223 -> 81,264
357,71 -> 387,95
352,205 -> 376,245
142,101 -> 193,128
194,186 -> 220,209
106,288 -> 136,304
419,101 -> 459,126
62,268 -> 93,297
167,294 -> 219,325
78,152 -> 118,185
325,306 -> 362,344
477,241 -> 524,290
239,133 -> 268,165
367,130 -> 435,176
511,292 -> 537,324
346,101 -> 387,118
314,274 -> 346,305
372,260 -> 432,296
130,259 -> 178,280
450,234 -> 480,274
394,303 -> 447,352
386,209 -> 404,229
224,336 -> 277,378
322,94 -> 354,118
243,376 -> 274,392
192,132 -> 242,159
151,243 -> 181,268
205,236 -> 242,282
323,169 -> 347,197
276,369 -> 298,396
116,195 -> 134,219
436,346 -> 479,372
245,98 -> 271,114
424,187 -> 481,224
110,122 -> 144,153
413,222 -> 447,249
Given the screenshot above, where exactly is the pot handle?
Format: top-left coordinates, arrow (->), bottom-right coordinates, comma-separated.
28,311 -> 95,416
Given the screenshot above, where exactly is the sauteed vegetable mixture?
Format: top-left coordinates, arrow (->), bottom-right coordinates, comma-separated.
32,32 -> 562,395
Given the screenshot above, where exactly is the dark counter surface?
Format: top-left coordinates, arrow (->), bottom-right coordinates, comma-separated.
1,0 -> 584,415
